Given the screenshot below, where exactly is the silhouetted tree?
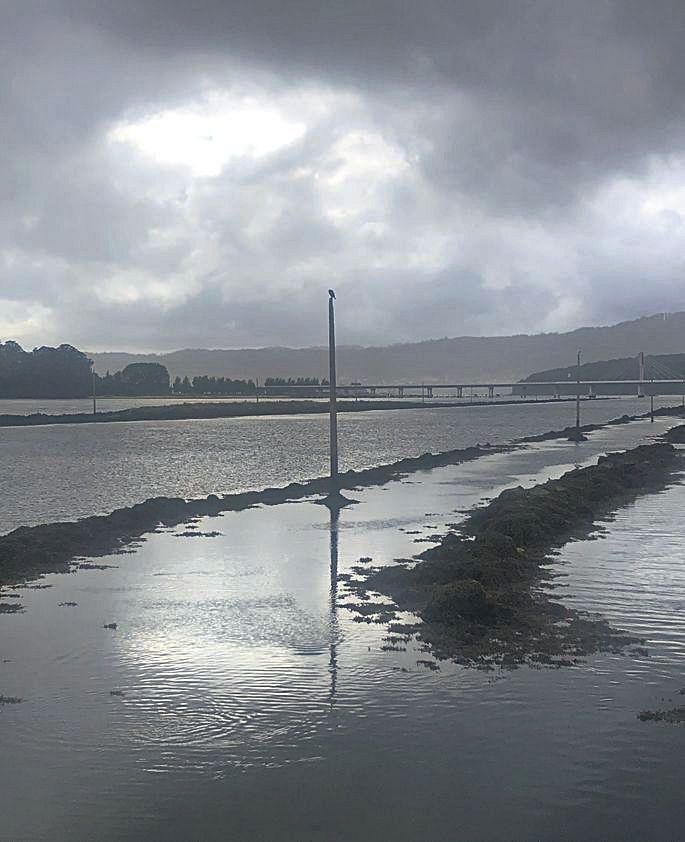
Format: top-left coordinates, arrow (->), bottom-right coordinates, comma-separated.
120,363 -> 170,395
0,342 -> 92,398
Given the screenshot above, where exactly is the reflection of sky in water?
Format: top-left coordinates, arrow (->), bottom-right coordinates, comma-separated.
1,418 -> 684,839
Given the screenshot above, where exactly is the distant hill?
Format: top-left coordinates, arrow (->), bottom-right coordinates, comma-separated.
89,312 -> 685,384
520,352 -> 685,395
522,353 -> 685,384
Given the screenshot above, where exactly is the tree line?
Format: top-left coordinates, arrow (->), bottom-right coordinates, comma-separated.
0,341 -> 329,399
0,341 -> 93,398
97,363 -> 170,396
172,375 -> 329,395
172,375 -> 255,395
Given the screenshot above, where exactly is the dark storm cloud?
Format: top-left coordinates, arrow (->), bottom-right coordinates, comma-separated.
2,1 -> 685,349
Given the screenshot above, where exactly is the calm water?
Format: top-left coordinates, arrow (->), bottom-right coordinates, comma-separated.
0,396 -> 677,533
1,418 -> 683,840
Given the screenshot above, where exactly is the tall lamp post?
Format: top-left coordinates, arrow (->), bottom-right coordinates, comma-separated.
576,348 -> 581,429
574,347 -> 582,439
90,359 -> 97,418
328,289 -> 339,488
322,290 -> 354,509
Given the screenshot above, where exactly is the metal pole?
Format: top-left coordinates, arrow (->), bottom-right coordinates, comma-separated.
650,383 -> 654,422
328,290 -> 338,488
91,361 -> 97,417
575,348 -> 581,433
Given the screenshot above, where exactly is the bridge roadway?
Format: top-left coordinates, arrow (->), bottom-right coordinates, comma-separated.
262,379 -> 685,397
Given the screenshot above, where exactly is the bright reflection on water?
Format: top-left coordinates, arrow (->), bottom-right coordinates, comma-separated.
1,417 -> 684,840
0,396 -> 679,533
557,480 -> 685,667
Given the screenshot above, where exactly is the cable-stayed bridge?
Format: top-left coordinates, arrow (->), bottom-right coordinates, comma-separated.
260,352 -> 685,399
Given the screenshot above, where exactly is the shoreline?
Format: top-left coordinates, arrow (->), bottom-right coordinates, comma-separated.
1,405 -> 683,591
0,394 -> 596,428
360,438 -> 683,668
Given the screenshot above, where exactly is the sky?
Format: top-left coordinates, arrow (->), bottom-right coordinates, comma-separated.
2,0 -> 685,351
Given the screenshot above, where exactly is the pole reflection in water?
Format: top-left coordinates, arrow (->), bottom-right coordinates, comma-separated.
328,507 -> 339,709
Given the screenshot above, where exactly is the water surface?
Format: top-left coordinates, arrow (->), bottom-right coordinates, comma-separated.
1,417 -> 683,840
0,396 -> 677,533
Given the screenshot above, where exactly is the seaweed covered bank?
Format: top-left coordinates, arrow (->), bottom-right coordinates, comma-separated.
363,439 -> 683,667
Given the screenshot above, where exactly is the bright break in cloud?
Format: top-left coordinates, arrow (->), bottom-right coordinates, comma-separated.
2,1 -> 685,351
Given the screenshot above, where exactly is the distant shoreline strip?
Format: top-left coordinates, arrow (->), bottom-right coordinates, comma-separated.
0,395 -> 594,428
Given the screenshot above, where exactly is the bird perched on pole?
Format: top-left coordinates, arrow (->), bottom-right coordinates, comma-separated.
328,289 -> 336,299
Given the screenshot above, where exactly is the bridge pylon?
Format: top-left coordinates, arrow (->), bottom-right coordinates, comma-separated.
637,351 -> 645,398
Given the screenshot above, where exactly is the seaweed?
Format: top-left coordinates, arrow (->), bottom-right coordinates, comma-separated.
364,440 -> 682,668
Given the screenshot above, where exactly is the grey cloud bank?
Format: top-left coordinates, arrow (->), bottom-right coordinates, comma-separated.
1,1 -> 685,351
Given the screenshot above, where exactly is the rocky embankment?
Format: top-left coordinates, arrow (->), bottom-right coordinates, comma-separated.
365,438 -> 683,667
663,424 -> 685,443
